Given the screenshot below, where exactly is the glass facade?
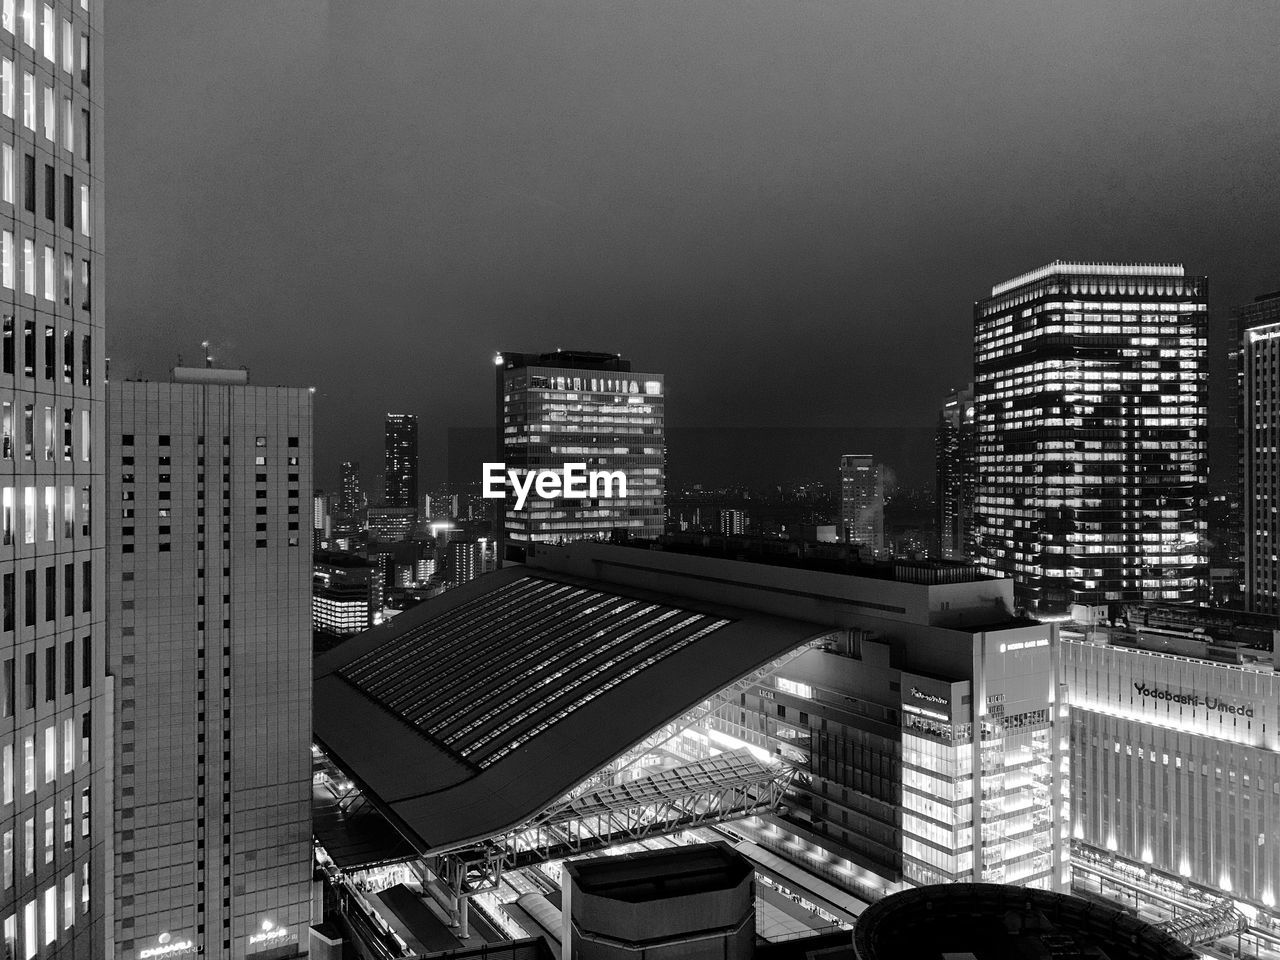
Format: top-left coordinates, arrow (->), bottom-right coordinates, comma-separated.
709,623 -> 1064,895
0,0 -> 105,953
497,352 -> 664,561
973,261 -> 1208,615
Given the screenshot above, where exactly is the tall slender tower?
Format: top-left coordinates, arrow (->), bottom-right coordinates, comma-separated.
973,261 -> 1208,615
1233,291 -> 1280,616
935,384 -> 975,560
839,454 -> 884,555
1240,291 -> 1280,613
495,350 -> 665,563
338,459 -> 361,514
382,413 -> 417,509
0,0 -> 106,954
107,369 -> 313,959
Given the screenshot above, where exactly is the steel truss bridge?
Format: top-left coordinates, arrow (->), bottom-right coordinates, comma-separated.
433,639 -> 828,899
436,747 -> 796,897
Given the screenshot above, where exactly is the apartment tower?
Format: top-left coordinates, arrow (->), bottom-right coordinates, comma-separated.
973,261 -> 1208,615
107,369 -> 312,959
839,454 -> 884,555
0,0 -> 106,955
382,414 -> 417,509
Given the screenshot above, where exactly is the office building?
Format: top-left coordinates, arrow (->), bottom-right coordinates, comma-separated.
935,384 -> 975,560
382,413 -> 417,509
839,455 -> 884,555
338,460 -> 361,514
1241,291 -> 1280,613
1063,618 -> 1280,957
495,350 -> 664,562
718,508 -> 746,535
312,552 -> 379,638
973,261 -> 1208,615
365,506 -> 415,544
0,0 -> 107,955
107,368 -> 312,959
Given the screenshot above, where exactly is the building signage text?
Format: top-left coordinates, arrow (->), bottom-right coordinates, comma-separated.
911,687 -> 949,707
1133,683 -> 1255,718
139,933 -> 195,959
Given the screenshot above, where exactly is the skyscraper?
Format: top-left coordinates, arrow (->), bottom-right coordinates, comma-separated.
935,384 -> 975,560
383,413 -> 417,509
107,368 -> 313,959
1228,289 -> 1280,611
495,350 -> 665,563
974,261 -> 1208,615
839,454 -> 884,554
338,459 -> 362,514
0,0 -> 107,954
1241,292 -> 1280,612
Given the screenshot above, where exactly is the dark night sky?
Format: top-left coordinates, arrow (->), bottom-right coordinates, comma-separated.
105,1 -> 1280,491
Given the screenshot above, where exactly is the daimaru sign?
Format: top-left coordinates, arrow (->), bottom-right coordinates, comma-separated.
1134,682 -> 1255,718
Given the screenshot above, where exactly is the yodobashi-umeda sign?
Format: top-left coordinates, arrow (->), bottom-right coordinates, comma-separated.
483,463 -> 627,510
1133,682 -> 1255,718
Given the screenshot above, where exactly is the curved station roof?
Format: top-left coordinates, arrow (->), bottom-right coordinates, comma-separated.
313,566 -> 823,858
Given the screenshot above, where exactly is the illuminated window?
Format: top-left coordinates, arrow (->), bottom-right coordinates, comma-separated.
21,239 -> 32,295
40,85 -> 51,141
20,72 -> 31,130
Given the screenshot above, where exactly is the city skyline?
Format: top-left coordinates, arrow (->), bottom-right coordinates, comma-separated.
23,1 -> 1280,956
102,1 -> 1280,491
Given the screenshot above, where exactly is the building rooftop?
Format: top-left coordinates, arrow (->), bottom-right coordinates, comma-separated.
170,365 -> 250,385
989,260 -> 1186,297
564,842 -> 752,903
313,567 -> 822,857
313,550 -> 375,570
852,884 -> 1196,960
655,533 -> 995,587
498,349 -> 632,372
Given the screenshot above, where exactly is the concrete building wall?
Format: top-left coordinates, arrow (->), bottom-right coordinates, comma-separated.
107,375 -> 312,959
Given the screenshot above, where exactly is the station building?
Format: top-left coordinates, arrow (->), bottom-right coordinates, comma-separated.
309,542 -> 1066,952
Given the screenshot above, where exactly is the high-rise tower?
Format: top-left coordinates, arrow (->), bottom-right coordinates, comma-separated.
1233,289 -> 1280,611
936,384 -> 975,560
839,454 -> 884,555
973,261 -> 1208,614
495,350 -> 664,563
382,414 -> 417,509
107,368 -> 313,959
0,0 -> 106,954
1240,290 -> 1280,613
338,459 -> 361,514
